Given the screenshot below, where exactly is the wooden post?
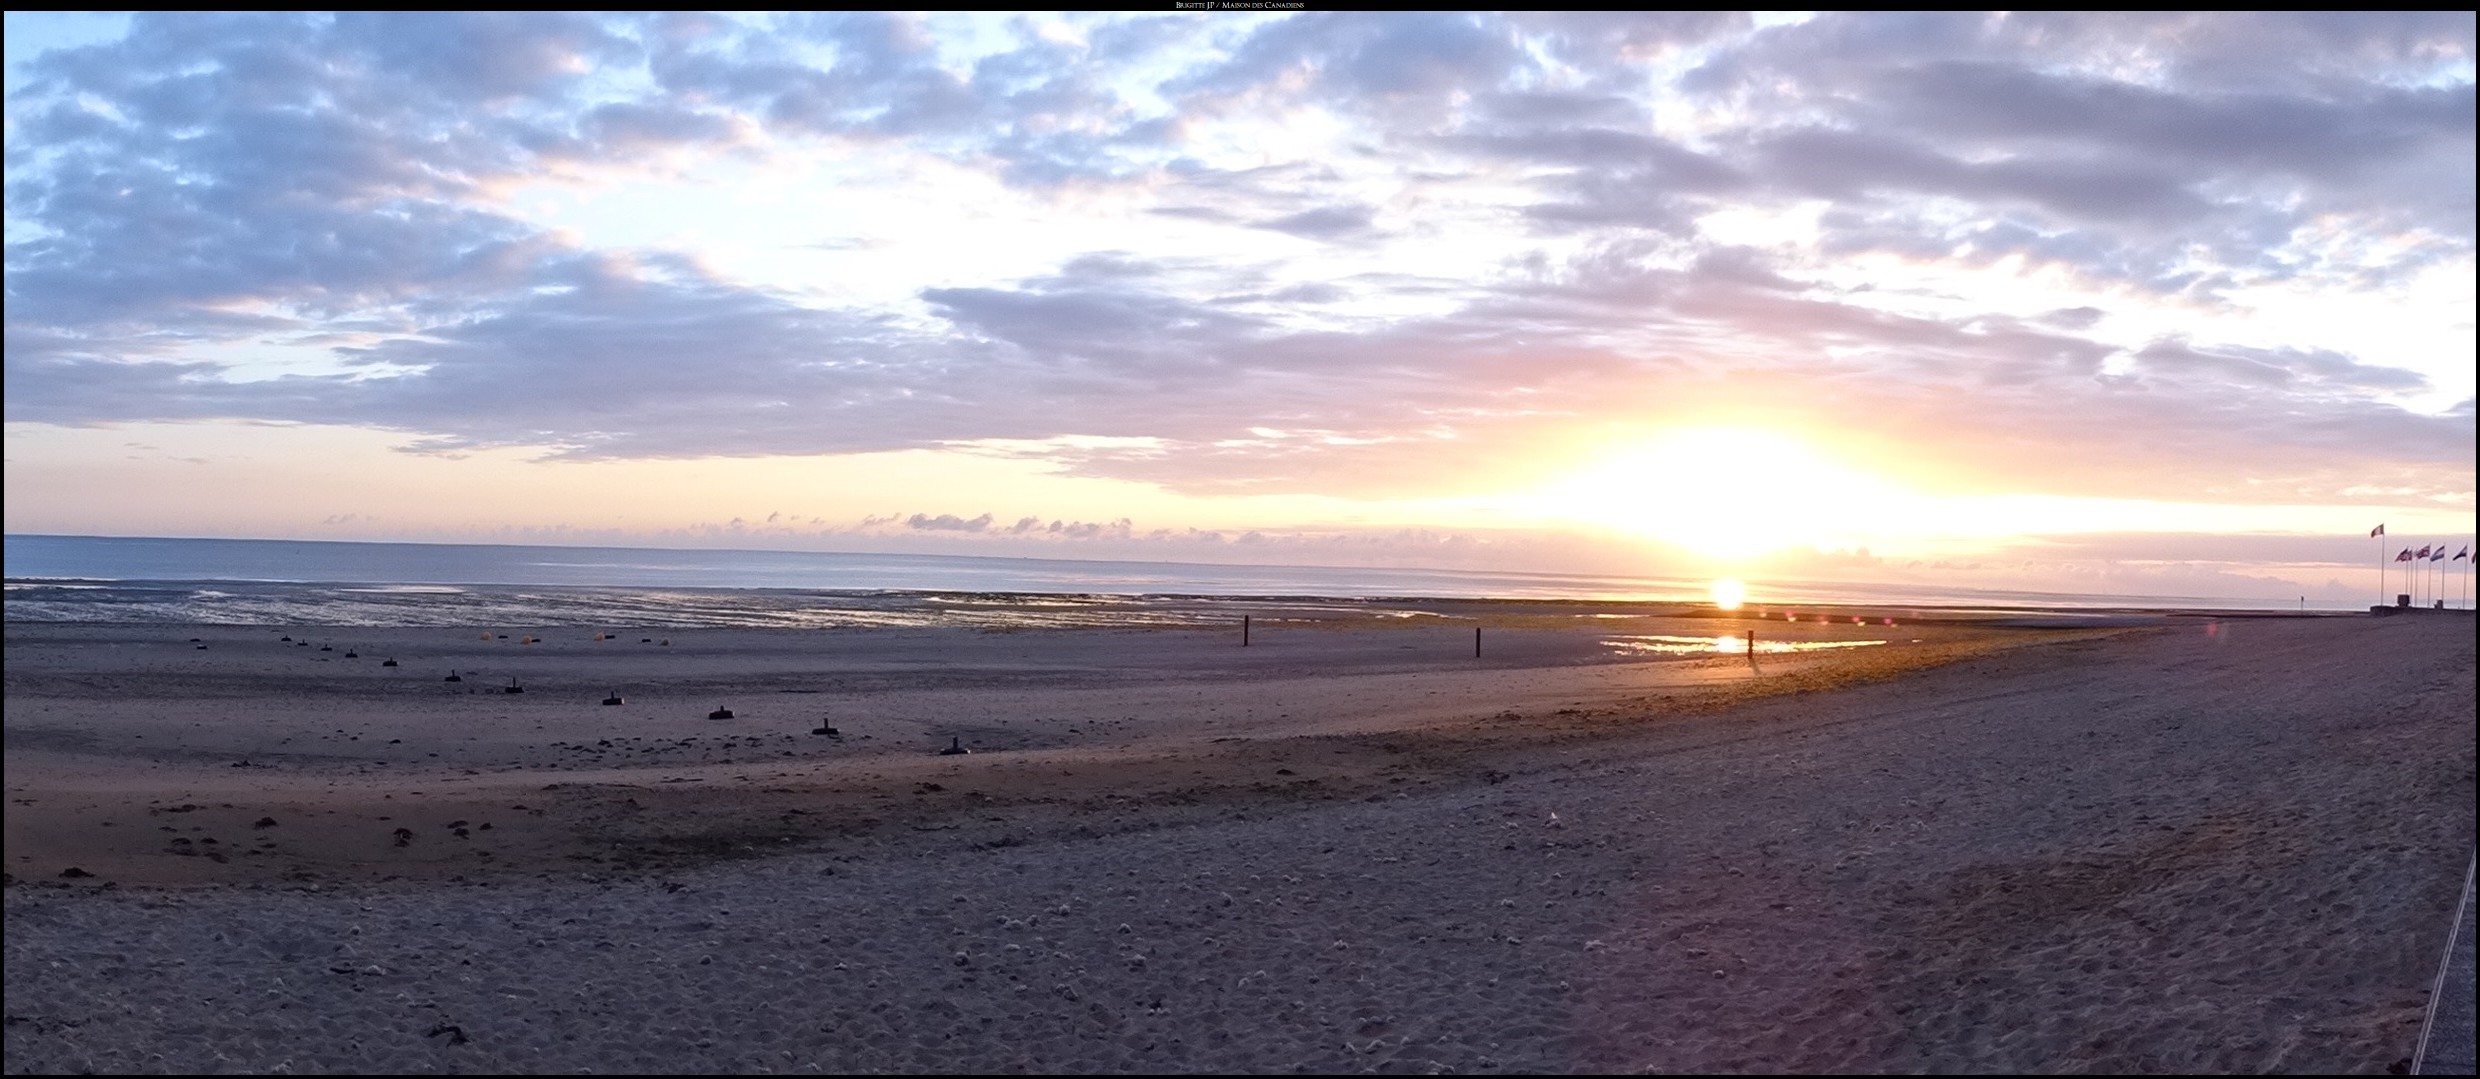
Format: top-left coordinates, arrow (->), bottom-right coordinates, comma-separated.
1746,629 -> 1755,657
1474,626 -> 1482,657
1243,615 -> 1250,647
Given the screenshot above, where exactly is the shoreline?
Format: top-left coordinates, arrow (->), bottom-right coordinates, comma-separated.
9,530 -> 2403,614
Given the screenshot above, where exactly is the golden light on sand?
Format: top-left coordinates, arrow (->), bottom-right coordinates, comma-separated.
1519,426 -> 1901,560
1711,578 -> 1746,610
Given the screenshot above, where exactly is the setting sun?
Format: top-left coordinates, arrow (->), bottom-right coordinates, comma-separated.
1517,427 -> 1902,561
1711,578 -> 1746,610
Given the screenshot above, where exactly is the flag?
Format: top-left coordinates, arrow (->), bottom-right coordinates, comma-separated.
2432,548 -> 2448,562
2457,546 -> 2471,562
2372,524 -> 2386,537
2417,545 -> 2432,558
2397,549 -> 2415,561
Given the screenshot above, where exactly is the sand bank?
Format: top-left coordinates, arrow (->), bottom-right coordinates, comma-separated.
5,611 -> 2471,1072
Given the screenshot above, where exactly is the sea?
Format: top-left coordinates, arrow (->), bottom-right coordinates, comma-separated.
1,534 -> 2309,629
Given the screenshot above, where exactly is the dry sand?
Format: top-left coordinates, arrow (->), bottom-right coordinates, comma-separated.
4,610 -> 2471,1072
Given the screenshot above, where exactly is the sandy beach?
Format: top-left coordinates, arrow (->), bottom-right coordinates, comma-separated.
5,609 -> 2472,1072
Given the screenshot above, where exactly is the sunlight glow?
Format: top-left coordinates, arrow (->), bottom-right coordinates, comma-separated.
1519,427 -> 1901,560
1710,578 -> 1745,610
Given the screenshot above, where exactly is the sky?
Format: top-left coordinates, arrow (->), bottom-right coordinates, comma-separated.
4,11 -> 2475,603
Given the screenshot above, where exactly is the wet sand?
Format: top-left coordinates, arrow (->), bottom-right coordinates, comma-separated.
4,610 -> 2471,1072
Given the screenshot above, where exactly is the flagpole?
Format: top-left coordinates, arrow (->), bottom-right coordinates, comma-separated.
2375,525 -> 2387,608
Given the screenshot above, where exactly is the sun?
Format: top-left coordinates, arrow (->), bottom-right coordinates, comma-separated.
1710,578 -> 1746,610
1517,426 -> 1901,560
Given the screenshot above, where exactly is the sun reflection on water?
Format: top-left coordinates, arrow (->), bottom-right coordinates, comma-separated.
1601,634 -> 1889,656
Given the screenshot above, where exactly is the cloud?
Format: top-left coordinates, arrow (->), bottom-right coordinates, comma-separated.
1179,12 -> 1531,114
1253,204 -> 1378,240
905,512 -> 993,532
4,10 -> 2469,520
1679,11 -> 2475,286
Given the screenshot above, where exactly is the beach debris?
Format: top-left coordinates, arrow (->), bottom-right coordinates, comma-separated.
425,1022 -> 470,1046
504,678 -> 524,694
812,715 -> 840,737
602,692 -> 625,706
344,650 -> 359,658
58,867 -> 93,878
708,706 -> 736,720
382,658 -> 398,667
196,644 -> 208,650
392,827 -> 415,846
939,736 -> 971,756
253,816 -> 278,828
444,672 -> 462,682
280,636 -> 292,642
319,645 -> 332,652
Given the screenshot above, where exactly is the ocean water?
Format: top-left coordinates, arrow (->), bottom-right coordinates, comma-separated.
3,534 -> 2289,628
